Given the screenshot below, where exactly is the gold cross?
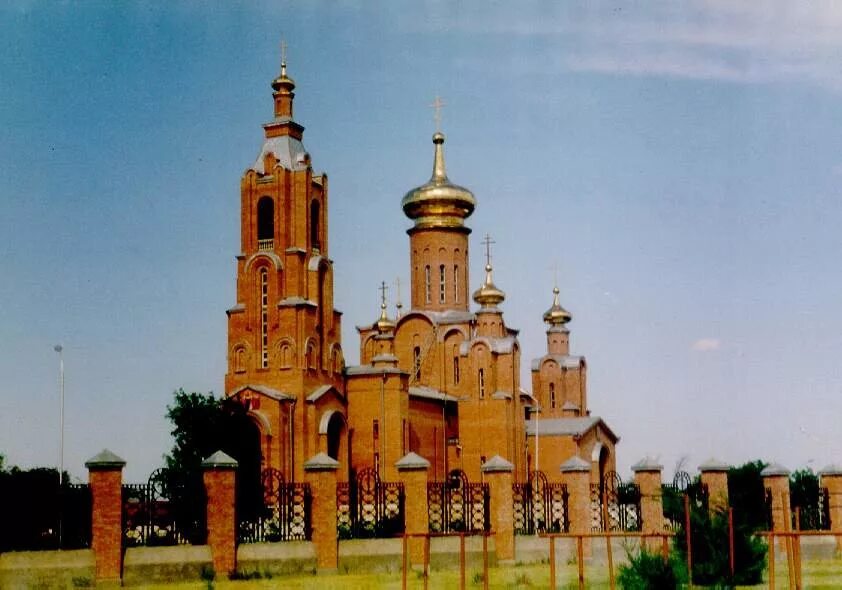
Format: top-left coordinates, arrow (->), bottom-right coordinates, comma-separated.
482,233 -> 495,267
429,96 -> 445,132
379,280 -> 389,306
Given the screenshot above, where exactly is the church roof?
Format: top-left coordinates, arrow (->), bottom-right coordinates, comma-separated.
252,133 -> 309,174
530,354 -> 584,371
525,416 -> 618,442
409,385 -> 459,402
460,335 -> 517,355
229,384 -> 294,401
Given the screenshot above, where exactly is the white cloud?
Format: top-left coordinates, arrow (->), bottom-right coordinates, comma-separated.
692,337 -> 721,352
426,1 -> 842,93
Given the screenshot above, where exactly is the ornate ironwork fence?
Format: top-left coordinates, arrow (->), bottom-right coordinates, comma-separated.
662,471 -> 709,531
590,471 -> 641,532
239,468 -> 311,543
793,486 -> 831,531
513,471 -> 568,535
122,468 -> 206,547
337,467 -> 405,539
428,469 -> 490,534
0,473 -> 91,552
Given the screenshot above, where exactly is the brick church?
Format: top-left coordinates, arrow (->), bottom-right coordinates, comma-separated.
223,57 -> 618,487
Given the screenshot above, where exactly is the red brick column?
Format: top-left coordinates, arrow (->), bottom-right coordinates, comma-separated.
482,455 -> 515,562
699,458 -> 730,514
304,452 -> 340,573
85,449 -> 126,585
819,465 -> 842,552
632,458 -> 664,542
396,452 -> 430,566
762,463 -> 791,532
202,450 -> 238,577
559,456 -> 592,535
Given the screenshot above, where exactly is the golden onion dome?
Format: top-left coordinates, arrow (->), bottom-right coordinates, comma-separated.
543,287 -> 572,325
401,132 -> 476,230
472,264 -> 506,308
375,302 -> 396,333
271,61 -> 296,92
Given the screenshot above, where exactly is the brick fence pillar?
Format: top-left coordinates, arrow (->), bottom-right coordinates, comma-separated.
396,452 -> 430,567
560,456 -> 592,536
761,463 -> 791,533
699,458 -> 730,514
85,449 -> 126,585
632,458 -> 664,541
819,464 -> 842,553
304,452 -> 339,573
202,450 -> 238,577
482,455 -> 515,563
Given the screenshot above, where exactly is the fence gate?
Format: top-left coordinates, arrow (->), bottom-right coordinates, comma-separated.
428,469 -> 489,534
122,468 -> 206,547
337,467 -> 404,539
513,471 -> 568,535
238,468 -> 311,543
591,471 -> 641,532
662,470 -> 709,531
792,486 -> 831,531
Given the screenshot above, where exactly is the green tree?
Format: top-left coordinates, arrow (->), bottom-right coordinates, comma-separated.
164,389 -> 264,530
790,468 -> 822,529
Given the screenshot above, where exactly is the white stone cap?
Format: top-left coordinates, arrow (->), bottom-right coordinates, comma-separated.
819,464 -> 842,476
481,455 -> 514,473
201,450 -> 238,469
395,452 -> 430,471
85,449 -> 126,470
631,457 -> 663,473
699,458 -> 730,472
303,452 -> 340,471
559,456 -> 590,473
760,463 -> 790,477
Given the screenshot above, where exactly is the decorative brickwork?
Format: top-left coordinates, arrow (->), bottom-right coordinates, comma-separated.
304,453 -> 339,572
482,456 -> 515,562
699,458 -> 730,514
85,449 -> 125,584
396,452 -> 430,566
819,465 -> 842,552
632,458 -> 664,542
202,451 -> 238,577
762,463 -> 791,533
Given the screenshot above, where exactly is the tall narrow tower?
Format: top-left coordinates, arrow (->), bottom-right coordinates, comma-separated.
401,132 -> 476,312
225,56 -> 345,480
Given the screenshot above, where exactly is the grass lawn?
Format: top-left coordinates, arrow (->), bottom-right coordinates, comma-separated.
126,558 -> 842,589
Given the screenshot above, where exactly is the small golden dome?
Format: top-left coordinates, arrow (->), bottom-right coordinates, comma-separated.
473,264 -> 506,307
401,132 -> 476,230
543,287 -> 572,325
375,302 -> 396,333
271,61 -> 296,92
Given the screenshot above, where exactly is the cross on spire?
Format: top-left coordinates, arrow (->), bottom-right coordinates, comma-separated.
482,233 -> 496,267
429,96 -> 446,132
379,280 -> 389,307
280,39 -> 288,76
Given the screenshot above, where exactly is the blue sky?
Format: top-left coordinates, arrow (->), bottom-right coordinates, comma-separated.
2,1 -> 842,482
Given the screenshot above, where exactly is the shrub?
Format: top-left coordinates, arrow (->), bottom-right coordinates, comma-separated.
617,546 -> 685,590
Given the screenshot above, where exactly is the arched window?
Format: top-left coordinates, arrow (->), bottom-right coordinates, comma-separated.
310,200 -> 321,252
453,346 -> 460,385
439,264 -> 446,303
454,265 -> 459,303
260,268 -> 269,368
478,368 -> 485,399
234,346 -> 246,373
549,383 -> 556,409
413,346 -> 422,380
279,343 -> 293,368
424,266 -> 431,303
257,197 -> 274,250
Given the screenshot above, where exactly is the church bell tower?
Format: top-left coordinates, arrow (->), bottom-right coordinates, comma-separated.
224,53 -> 345,480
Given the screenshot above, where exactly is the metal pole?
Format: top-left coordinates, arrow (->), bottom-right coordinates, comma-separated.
729,507 -> 735,578
768,532 -> 775,590
577,535 -> 585,590
54,344 -> 64,548
549,535 -> 556,589
684,494 -> 693,589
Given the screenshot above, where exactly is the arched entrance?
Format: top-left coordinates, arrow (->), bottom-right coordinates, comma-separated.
319,409 -> 348,481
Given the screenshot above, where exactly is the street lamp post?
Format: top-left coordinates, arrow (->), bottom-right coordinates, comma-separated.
54,344 -> 64,547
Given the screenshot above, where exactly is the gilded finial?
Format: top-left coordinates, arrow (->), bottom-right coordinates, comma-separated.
430,96 -> 445,133
280,39 -> 288,77
543,283 -> 572,326
395,277 -> 403,319
473,234 -> 505,307
375,281 -> 396,332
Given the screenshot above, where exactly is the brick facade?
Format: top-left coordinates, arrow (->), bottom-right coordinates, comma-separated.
85,449 -> 126,584
202,451 -> 238,577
